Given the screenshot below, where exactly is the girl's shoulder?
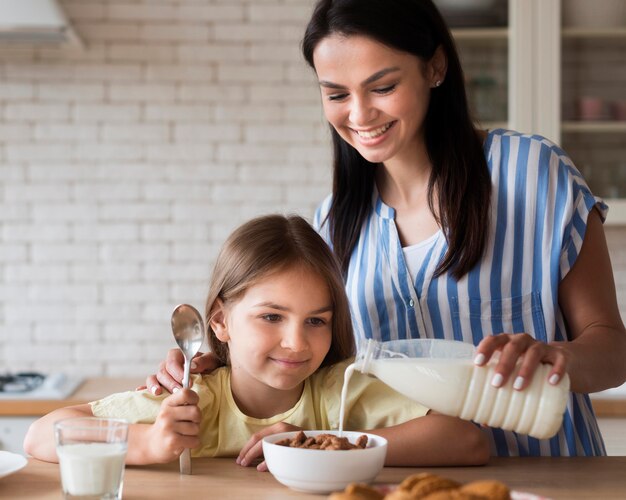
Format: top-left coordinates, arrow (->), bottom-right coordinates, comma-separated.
193,366 -> 230,410
311,358 -> 355,384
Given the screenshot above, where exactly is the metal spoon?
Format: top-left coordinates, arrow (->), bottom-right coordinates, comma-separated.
171,303 -> 205,475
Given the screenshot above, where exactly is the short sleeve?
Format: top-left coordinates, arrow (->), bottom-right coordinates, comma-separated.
90,390 -> 163,423
555,150 -> 608,279
90,373 -> 216,424
313,194 -> 333,247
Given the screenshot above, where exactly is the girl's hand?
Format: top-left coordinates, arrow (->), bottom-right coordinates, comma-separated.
236,422 -> 302,471
474,333 -> 570,391
146,388 -> 201,463
140,349 -> 223,395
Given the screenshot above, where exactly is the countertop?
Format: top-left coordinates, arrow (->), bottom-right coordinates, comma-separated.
0,377 -> 626,417
0,378 -> 142,417
1,377 -> 625,417
2,456 -> 626,499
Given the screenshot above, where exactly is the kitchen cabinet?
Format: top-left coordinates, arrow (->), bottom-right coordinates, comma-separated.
450,0 -> 626,225
561,25 -> 626,223
0,417 -> 34,455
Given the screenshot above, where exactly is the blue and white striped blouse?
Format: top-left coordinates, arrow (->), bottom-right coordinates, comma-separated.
314,129 -> 608,457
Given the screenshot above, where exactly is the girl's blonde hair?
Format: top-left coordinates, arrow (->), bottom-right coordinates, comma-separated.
205,214 -> 355,366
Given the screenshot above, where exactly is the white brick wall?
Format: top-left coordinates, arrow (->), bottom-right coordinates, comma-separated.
0,0 -> 325,376
1,0 -> 625,379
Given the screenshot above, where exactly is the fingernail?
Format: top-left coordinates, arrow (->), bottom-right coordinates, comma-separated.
151,386 -> 158,395
235,457 -> 240,465
491,373 -> 504,388
191,361 -> 197,370
240,459 -> 247,467
173,387 -> 180,394
513,376 -> 524,390
474,353 -> 486,365
549,373 -> 560,385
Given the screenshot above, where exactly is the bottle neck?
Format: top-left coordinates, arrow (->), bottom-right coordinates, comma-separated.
354,338 -> 378,373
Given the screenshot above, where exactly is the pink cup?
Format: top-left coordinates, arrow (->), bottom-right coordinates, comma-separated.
577,97 -> 607,121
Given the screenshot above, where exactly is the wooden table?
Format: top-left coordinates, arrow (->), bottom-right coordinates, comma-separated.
2,456 -> 625,499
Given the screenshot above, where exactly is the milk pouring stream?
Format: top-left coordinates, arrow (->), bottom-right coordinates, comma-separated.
339,339 -> 570,439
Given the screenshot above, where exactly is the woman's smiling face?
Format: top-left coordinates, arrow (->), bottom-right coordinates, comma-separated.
313,34 -> 436,166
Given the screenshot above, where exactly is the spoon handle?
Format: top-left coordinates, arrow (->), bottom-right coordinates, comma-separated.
182,356 -> 191,389
179,357 -> 192,474
180,449 -> 192,475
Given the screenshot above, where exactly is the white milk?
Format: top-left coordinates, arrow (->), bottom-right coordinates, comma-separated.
360,357 -> 569,440
338,363 -> 356,436
57,442 -> 127,498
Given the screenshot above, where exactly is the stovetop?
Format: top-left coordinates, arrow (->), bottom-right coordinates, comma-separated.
0,372 -> 84,400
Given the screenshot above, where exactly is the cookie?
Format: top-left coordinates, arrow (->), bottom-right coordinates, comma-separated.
328,482 -> 384,500
398,473 -> 441,491
421,490 -> 480,500
459,480 -> 511,500
383,489 -> 415,500
407,476 -> 460,498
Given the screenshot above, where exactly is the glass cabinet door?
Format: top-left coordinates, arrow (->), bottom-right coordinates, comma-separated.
440,0 -> 626,224
560,1 -> 626,217
436,0 -> 510,129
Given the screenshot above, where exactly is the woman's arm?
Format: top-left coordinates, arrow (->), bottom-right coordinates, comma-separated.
475,209 -> 626,393
556,207 -> 626,393
142,348 -> 222,395
368,412 -> 489,466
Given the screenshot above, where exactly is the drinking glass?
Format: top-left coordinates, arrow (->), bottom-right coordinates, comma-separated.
54,417 -> 129,500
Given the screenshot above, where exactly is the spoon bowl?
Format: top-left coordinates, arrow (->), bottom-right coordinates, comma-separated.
170,303 -> 205,474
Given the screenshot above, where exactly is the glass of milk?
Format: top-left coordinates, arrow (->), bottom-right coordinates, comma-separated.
54,417 -> 129,500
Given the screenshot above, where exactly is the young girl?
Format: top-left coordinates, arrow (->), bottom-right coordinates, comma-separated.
24,214 -> 489,468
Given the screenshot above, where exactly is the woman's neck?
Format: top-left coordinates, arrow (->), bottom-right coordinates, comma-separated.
375,140 -> 440,246
229,368 -> 305,419
376,152 -> 432,210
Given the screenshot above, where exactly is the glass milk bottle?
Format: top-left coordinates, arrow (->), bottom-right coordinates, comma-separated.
353,338 -> 570,440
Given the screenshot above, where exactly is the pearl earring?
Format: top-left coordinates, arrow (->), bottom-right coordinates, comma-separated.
435,80 -> 442,87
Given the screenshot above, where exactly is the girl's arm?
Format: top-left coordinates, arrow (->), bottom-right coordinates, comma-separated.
24,389 -> 202,465
235,413 -> 489,471
367,411 -> 490,466
23,404 -> 94,462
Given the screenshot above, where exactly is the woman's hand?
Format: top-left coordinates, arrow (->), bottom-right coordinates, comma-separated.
140,349 -> 223,395
236,422 -> 302,471
474,333 -> 570,391
146,388 -> 201,464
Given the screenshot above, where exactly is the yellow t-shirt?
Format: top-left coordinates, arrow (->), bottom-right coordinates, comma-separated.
90,358 -> 428,457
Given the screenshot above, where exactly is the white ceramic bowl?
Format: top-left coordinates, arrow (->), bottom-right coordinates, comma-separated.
262,430 -> 387,494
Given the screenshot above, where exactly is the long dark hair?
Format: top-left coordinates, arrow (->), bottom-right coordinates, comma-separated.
205,214 -> 355,367
302,0 -> 491,279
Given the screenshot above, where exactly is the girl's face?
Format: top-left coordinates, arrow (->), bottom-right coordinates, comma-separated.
313,34 -> 438,167
213,264 -> 333,395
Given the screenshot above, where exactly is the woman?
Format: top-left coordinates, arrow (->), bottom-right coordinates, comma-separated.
147,0 -> 626,457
